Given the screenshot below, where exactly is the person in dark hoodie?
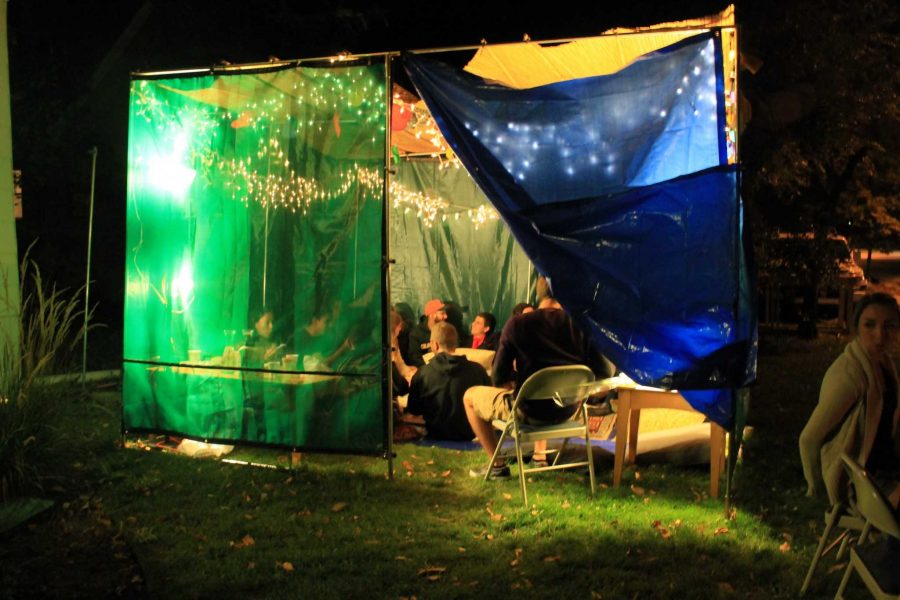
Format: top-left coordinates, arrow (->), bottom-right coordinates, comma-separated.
406,322 -> 489,441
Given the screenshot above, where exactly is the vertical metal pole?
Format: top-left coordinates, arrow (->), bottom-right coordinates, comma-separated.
383,53 -> 395,481
724,428 -> 733,518
262,203 -> 269,307
725,22 -> 741,520
82,147 -> 98,388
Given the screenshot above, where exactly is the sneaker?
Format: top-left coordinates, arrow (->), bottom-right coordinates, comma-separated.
469,464 -> 511,479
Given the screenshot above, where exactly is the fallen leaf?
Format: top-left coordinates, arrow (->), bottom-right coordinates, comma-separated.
395,555 -> 408,561
231,534 -> 255,549
458,547 -> 466,553
779,541 -> 791,553
718,582 -> 734,594
441,470 -> 452,477
631,486 -> 645,496
543,555 -> 561,563
651,520 -> 671,539
331,502 -> 348,513
561,500 -> 571,508
502,493 -> 512,500
714,527 -> 730,536
281,562 -> 294,572
402,460 -> 415,473
246,561 -> 255,569
427,460 -> 434,465
418,566 -> 447,578
510,547 -> 524,566
486,507 -> 503,521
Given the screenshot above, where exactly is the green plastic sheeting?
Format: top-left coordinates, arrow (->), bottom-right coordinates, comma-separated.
123,63 -> 387,453
390,159 -> 533,335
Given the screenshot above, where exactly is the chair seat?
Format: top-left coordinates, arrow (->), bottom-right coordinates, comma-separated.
482,365 -> 597,504
852,539 -> 900,595
492,418 -> 587,441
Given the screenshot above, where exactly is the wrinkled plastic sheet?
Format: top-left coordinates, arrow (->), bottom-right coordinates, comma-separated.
123,63 -> 387,452
404,33 -> 756,427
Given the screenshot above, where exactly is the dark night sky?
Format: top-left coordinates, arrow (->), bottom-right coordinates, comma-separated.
6,0 -> 750,362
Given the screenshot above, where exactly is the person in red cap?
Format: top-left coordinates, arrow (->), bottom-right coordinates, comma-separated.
407,299 -> 447,367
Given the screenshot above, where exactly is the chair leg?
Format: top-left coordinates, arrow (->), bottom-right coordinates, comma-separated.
584,411 -> 596,497
515,436 -> 528,505
834,558 -> 855,600
835,531 -> 852,560
554,439 -> 569,466
800,503 -> 842,596
484,426 -> 510,483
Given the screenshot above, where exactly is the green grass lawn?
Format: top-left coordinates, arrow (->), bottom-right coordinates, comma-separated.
0,331 -> 882,599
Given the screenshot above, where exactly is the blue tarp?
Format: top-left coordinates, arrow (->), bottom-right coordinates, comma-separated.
404,32 -> 756,427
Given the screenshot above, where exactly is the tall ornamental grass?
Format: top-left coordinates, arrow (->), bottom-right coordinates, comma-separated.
0,253 -> 93,501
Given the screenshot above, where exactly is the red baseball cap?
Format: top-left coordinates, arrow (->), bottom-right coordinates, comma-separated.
423,299 -> 445,317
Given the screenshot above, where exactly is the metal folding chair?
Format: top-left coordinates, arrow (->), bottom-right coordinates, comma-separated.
834,453 -> 900,600
484,365 -> 596,505
799,500 -> 864,596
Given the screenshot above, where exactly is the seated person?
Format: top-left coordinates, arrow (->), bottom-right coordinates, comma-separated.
390,308 -> 421,442
800,292 -> 900,508
470,312 -> 500,351
464,277 -> 611,478
393,302 -> 417,366
241,307 -> 284,441
296,308 -> 354,372
407,322 -> 490,441
511,302 -> 534,317
443,300 -> 471,348
407,299 -> 448,367
243,308 -> 284,365
391,307 -> 416,387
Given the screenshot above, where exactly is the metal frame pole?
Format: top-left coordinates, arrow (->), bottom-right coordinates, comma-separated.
725,20 -> 742,520
383,54 -> 395,480
82,147 -> 98,388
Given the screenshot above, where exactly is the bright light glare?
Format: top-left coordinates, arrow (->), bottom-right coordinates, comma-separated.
171,259 -> 195,311
147,156 -> 196,196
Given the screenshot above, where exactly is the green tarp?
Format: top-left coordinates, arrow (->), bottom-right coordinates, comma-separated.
124,63 -> 388,453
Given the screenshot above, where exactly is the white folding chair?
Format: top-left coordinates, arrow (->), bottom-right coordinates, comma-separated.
834,453 -> 900,600
484,365 -> 596,505
799,500 -> 864,596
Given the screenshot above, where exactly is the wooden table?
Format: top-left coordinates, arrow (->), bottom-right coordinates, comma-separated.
613,385 -> 726,498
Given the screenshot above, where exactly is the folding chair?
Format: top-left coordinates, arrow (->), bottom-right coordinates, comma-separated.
834,453 -> 900,599
799,500 -> 865,596
484,365 -> 596,505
